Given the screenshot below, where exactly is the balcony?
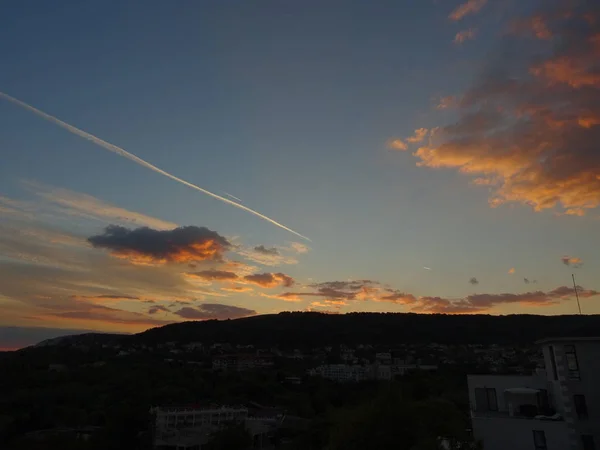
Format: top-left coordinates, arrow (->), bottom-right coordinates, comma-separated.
472,387 -> 562,421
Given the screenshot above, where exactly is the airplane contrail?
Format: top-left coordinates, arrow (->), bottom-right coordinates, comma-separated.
0,91 -> 310,241
223,192 -> 242,202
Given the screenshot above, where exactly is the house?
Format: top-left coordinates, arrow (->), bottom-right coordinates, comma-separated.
468,337 -> 600,450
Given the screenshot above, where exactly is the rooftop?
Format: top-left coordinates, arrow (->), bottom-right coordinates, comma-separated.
535,336 -> 600,345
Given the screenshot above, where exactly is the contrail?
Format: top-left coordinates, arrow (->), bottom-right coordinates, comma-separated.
0,91 -> 310,241
223,191 -> 242,202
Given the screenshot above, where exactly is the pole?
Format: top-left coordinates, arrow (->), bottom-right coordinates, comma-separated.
572,274 -> 582,315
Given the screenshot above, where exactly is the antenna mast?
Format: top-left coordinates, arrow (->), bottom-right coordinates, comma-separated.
572,274 -> 582,315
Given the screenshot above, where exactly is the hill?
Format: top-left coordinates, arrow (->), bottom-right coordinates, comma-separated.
132,311 -> 600,346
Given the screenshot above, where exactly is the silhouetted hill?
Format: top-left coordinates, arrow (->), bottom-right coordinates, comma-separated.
134,312 -> 600,346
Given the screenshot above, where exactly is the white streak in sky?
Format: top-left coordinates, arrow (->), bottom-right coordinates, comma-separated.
0,92 -> 310,241
223,192 -> 242,202
423,266 -> 432,270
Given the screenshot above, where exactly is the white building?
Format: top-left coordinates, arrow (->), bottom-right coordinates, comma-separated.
309,364 -> 370,382
150,404 -> 281,449
151,405 -> 248,431
468,337 -> 600,450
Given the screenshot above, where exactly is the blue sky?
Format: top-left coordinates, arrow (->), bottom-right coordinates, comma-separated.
1,0 -> 599,347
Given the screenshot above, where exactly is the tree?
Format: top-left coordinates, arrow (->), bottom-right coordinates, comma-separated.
205,423 -> 252,450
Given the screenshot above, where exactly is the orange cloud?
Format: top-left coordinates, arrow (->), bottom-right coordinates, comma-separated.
561,255 -> 583,268
508,268 -> 516,274
388,139 -> 408,150
221,286 -> 253,293
406,128 -> 430,143
259,292 -> 303,302
88,225 -> 230,264
289,242 -> 310,254
449,0 -> 487,21
244,272 -> 295,288
412,285 -> 599,313
399,3 -> 600,215
454,28 -> 477,44
187,270 -> 239,281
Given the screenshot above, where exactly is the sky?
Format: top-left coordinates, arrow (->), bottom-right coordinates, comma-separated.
1,0 -> 599,349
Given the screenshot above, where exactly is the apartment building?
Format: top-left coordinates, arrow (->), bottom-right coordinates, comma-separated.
468,337 -> 600,450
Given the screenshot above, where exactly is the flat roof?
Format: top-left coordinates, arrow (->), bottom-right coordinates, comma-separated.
535,337 -> 600,345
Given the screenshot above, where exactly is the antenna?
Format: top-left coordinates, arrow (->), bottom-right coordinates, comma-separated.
572,274 -> 582,315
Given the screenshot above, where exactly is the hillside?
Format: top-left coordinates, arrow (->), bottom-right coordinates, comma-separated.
132,312 -> 600,346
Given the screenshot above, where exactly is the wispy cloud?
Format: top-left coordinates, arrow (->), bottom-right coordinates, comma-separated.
25,181 -> 178,230
406,128 -> 429,143
449,0 -> 487,21
454,28 -> 477,44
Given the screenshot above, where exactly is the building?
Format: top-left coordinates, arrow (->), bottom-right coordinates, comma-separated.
150,404 -> 283,449
309,364 -> 370,382
152,405 -> 248,431
211,354 -> 274,371
468,337 -> 600,450
151,405 -> 248,449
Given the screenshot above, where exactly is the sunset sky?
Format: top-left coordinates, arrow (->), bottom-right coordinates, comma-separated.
1,0 -> 599,349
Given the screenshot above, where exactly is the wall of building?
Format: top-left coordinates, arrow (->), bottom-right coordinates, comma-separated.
472,417 -> 569,450
467,374 -> 547,412
542,340 -> 600,446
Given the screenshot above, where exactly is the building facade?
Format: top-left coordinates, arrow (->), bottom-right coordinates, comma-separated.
468,337 -> 600,450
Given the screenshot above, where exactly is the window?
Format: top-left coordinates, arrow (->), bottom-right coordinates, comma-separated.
548,345 -> 558,380
533,430 -> 547,450
486,388 -> 498,411
474,387 -> 498,411
582,435 -> 596,450
564,345 -> 580,380
574,394 -> 588,419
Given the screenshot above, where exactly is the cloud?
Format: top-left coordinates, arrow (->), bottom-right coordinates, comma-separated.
148,305 -> 170,315
45,301 -> 171,326
220,286 -> 253,293
88,225 -> 230,264
436,96 -> 458,110
274,280 -> 415,305
388,139 -> 408,150
406,128 -> 430,143
449,0 -> 487,21
289,242 -> 310,254
400,2 -> 600,216
454,28 -> 477,44
237,245 -> 298,266
561,256 -> 583,268
413,285 -> 600,313
254,245 -> 279,256
469,277 -> 479,285
187,270 -> 239,282
508,268 -> 516,274
26,181 -> 178,230
258,292 -> 304,302
243,272 -> 295,288
173,303 -> 256,320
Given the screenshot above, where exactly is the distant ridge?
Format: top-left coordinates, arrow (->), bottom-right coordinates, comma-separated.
17,312 -> 600,352
133,312 -> 600,346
